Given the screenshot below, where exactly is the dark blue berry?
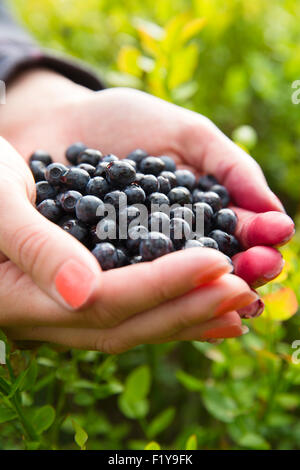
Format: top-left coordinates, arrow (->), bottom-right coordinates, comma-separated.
210,184 -> 230,207
65,142 -> 87,165
148,192 -> 170,207
170,206 -> 195,230
193,202 -> 214,236
102,154 -> 119,163
198,174 -> 218,191
140,156 -> 165,176
175,169 -> 196,191
45,163 -> 68,186
29,150 -> 52,166
160,156 -> 176,172
104,190 -> 126,210
93,218 -> 118,243
184,240 -> 204,249
37,199 -> 62,222
148,212 -> 170,232
86,177 -> 110,198
197,236 -> 219,250
78,148 -> 102,166
94,161 -> 109,177
115,248 -> 129,267
157,175 -> 171,194
127,149 -> 148,164
124,184 -> 146,205
77,163 -> 96,176
209,230 -> 240,257
170,217 -> 191,249
106,161 -> 136,187
160,171 -> 177,188
139,232 -> 173,261
130,255 -> 143,264
30,160 -> 46,182
75,195 -> 104,224
59,190 -> 82,213
127,225 -> 149,254
168,186 -> 192,205
92,242 -> 117,270
61,167 -> 90,192
122,158 -> 137,170
139,175 -> 159,195
120,205 -> 141,226
61,218 -> 88,242
214,208 -> 237,234
36,181 -> 57,204
193,191 -> 222,212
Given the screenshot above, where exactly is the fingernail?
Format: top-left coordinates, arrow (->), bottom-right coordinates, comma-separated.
252,257 -> 285,288
194,259 -> 233,285
215,290 -> 259,316
238,298 -> 265,319
202,324 -> 244,340
241,325 -> 250,335
55,260 -> 97,309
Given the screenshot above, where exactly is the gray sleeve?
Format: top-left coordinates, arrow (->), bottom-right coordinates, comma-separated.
0,0 -> 104,90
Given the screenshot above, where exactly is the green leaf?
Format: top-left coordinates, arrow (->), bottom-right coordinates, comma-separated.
20,360 -> 38,392
238,433 -> 270,450
148,407 -> 175,438
32,405 -> 55,435
0,407 -> 17,424
202,386 -> 239,423
8,368 -> 30,398
145,441 -> 161,450
180,17 -> 206,44
72,420 -> 88,450
168,43 -> 199,89
117,46 -> 142,77
124,365 -> 151,401
185,434 -> 198,450
176,370 -> 203,391
118,395 -> 149,420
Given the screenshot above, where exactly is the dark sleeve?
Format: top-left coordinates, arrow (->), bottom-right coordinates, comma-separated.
0,0 -> 104,90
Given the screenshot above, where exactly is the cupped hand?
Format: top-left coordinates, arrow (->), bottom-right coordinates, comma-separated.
0,69 -> 294,350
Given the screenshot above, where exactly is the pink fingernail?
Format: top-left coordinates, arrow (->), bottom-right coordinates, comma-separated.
201,324 -> 245,340
238,299 -> 265,319
215,291 -> 258,316
55,260 -> 97,309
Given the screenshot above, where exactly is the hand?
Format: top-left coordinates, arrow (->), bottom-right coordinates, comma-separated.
0,70 -> 294,350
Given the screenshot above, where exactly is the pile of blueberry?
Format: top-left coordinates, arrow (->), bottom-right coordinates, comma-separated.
30,144 -> 240,270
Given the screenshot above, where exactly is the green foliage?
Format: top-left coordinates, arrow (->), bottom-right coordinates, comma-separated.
0,0 -> 298,451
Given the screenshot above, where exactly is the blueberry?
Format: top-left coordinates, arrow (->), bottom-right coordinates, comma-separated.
197,236 -> 219,250
93,218 -> 118,243
65,142 -> 87,165
127,225 -> 149,254
75,195 -> 104,224
214,208 -> 237,234
124,184 -> 146,205
160,171 -> 177,188
29,150 -> 53,166
170,206 -> 195,227
37,199 -> 62,222
114,248 -> 129,267
175,169 -> 196,191
148,192 -> 170,207
119,205 -> 141,226
45,163 -> 68,186
127,149 -> 148,165
160,156 -> 176,172
59,190 -> 82,213
209,229 -> 240,257
92,242 -> 118,270
139,175 -> 159,195
122,158 -> 137,170
61,218 -> 88,242
193,202 -> 214,236
193,191 -> 222,212
61,168 -> 90,192
134,173 -> 144,184
104,190 -> 126,210
106,161 -> 136,187
148,212 -> 170,232
170,217 -> 191,249
184,239 -> 204,249
30,160 -> 46,182
210,184 -> 230,207
77,163 -> 96,176
168,186 -> 192,205
140,156 -> 165,176
86,177 -> 110,198
130,255 -> 143,264
157,175 -> 171,194
95,161 -> 109,177
198,174 -> 219,191
102,154 -> 119,163
140,232 -> 173,261
36,181 -> 57,204
78,148 -> 102,167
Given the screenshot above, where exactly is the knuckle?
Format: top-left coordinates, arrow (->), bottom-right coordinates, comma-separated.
95,334 -> 127,355
146,261 -> 172,305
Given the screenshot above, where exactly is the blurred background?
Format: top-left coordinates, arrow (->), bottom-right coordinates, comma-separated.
0,0 -> 299,450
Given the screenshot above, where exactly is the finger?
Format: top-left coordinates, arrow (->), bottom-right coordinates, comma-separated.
233,207 -> 294,248
0,138 -> 102,310
233,246 -> 284,288
183,116 -> 285,213
91,248 -> 233,327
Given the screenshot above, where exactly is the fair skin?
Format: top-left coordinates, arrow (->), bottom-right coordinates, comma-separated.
0,69 -> 294,352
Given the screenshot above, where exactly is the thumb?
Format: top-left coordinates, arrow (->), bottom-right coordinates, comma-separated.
0,138 -> 102,310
